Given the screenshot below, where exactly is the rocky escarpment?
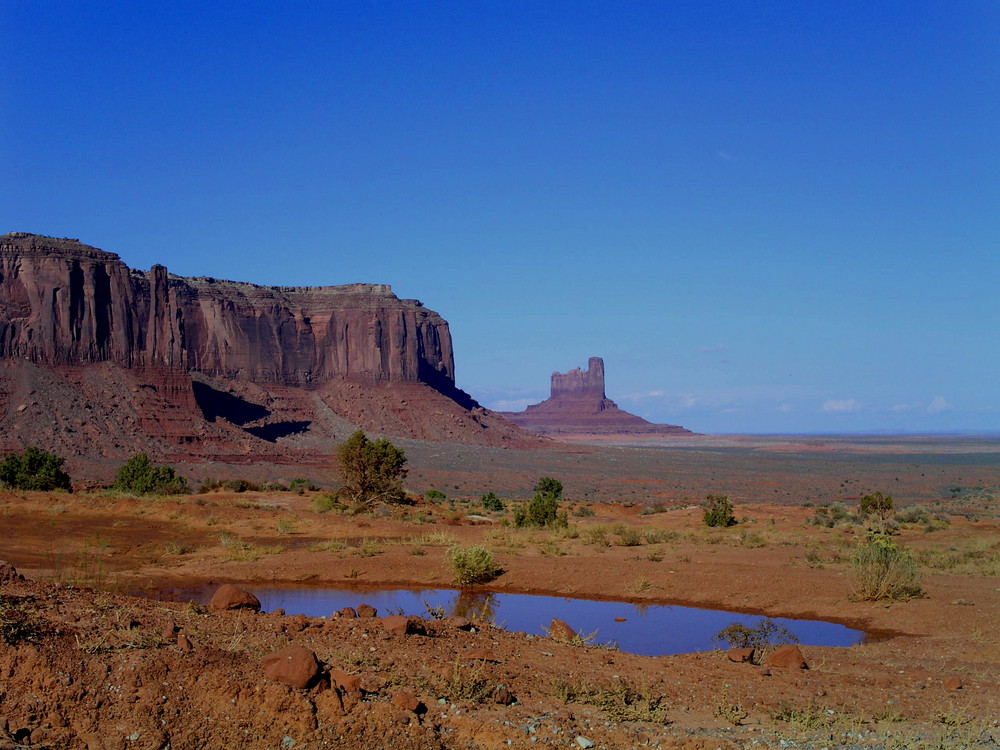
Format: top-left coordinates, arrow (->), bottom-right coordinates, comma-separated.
0,233 -> 453,386
0,234 -> 537,473
499,357 -> 693,438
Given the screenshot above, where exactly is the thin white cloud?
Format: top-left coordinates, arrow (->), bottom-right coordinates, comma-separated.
698,344 -> 727,354
716,151 -> 734,160
489,398 -> 536,412
777,403 -> 794,413
821,399 -> 862,414
926,396 -> 952,414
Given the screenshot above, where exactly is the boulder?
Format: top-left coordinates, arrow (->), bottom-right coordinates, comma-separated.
334,607 -> 357,619
727,647 -> 755,663
329,669 -> 361,693
356,604 -> 377,618
493,685 -> 515,705
765,644 -> 808,669
464,647 -> 498,662
944,676 -> 963,690
0,561 -> 21,582
262,646 -> 321,689
391,690 -> 423,713
208,584 -> 261,612
379,615 -> 425,636
547,618 -> 578,643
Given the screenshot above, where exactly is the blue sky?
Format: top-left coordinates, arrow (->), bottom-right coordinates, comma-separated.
2,1 -> 998,433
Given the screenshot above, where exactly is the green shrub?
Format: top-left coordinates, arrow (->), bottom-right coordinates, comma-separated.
425,489 -> 447,501
702,494 -> 735,527
113,453 -> 188,495
446,545 -> 499,586
0,446 -> 71,492
514,477 -> 567,528
615,528 -> 643,547
809,502 -> 857,528
851,531 -> 922,601
288,478 -> 318,493
480,491 -> 505,512
311,493 -> 337,513
858,491 -> 895,529
335,430 -> 407,511
895,506 -> 929,525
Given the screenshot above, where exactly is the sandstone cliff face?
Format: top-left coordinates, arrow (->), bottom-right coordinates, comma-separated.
500,357 -> 693,437
0,234 -> 454,387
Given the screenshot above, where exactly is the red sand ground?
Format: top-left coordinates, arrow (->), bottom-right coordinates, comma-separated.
1,437 -> 998,749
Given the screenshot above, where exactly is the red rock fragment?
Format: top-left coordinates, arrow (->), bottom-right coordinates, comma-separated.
176,634 -> 193,652
262,645 -> 321,689
391,690 -> 422,713
547,618 -> 578,643
329,669 -> 361,693
944,676 -> 963,690
335,607 -> 357,619
464,647 -> 498,662
727,647 -> 754,663
493,685 -> 515,705
765,644 -> 808,669
356,604 -> 377,618
208,584 -> 261,612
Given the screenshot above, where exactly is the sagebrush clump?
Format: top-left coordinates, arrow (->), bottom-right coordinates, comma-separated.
447,545 -> 499,586
851,531 -> 922,601
702,494 -> 736,527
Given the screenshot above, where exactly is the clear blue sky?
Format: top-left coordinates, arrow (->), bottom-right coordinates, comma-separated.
2,1 -> 998,433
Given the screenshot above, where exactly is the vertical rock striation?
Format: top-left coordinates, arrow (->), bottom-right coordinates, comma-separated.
0,233 -> 454,388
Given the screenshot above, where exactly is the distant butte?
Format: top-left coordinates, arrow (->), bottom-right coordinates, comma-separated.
498,357 -> 693,438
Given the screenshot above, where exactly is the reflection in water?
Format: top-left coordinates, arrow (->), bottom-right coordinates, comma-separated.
160,585 -> 866,657
450,590 -> 498,623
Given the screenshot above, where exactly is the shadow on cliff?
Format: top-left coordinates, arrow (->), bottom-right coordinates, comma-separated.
193,381 -> 312,443
419,361 -> 481,412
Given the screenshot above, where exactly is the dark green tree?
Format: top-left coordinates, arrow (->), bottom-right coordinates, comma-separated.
480,491 -> 505,512
335,430 -> 408,511
113,453 -> 188,495
514,476 -> 567,527
703,493 -> 736,527
0,446 -> 71,491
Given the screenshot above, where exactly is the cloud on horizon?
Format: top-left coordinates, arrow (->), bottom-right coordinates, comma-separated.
926,396 -> 952,414
821,398 -> 862,414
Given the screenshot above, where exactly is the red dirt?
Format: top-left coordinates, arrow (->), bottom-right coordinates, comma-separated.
1,437 -> 998,748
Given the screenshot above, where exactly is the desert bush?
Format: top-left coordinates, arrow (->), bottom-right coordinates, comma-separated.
809,502 -> 858,528
311,493 -> 337,513
895,505 -> 929,525
702,494 -> 736,528
0,598 -> 39,644
276,519 -> 295,535
446,545 -> 499,586
335,430 -> 407,511
858,491 -> 895,530
480,491 -> 505,512
713,617 -> 798,655
258,481 -> 287,492
288,478 -> 318,493
425,489 -> 447,501
552,678 -> 669,723
573,504 -> 596,517
583,525 -> 610,547
113,453 -> 188,495
615,528 -> 643,547
0,446 -> 71,492
513,477 -> 567,528
851,531 -> 922,601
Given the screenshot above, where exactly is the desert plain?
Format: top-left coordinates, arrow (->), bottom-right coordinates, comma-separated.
1,434 -> 998,749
